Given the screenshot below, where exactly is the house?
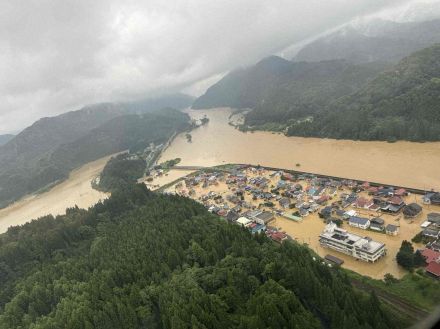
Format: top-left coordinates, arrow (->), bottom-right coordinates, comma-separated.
394,188 -> 407,197
431,193 -> 440,205
316,195 -> 330,205
427,213 -> 440,227
422,192 -> 440,205
421,249 -> 440,264
428,240 -> 440,252
422,228 -> 440,239
370,218 -> 385,231
385,224 -> 399,236
348,216 -> 370,230
254,211 -> 275,225
425,261 -> 440,278
249,223 -> 266,234
381,196 -> 405,213
266,229 -> 289,243
279,197 -> 291,209
236,217 -> 252,227
420,221 -> 431,228
226,210 -> 240,222
377,187 -> 394,197
325,254 -> 344,266
299,208 -> 309,217
344,210 -> 357,219
319,206 -> 333,219
403,203 -> 422,219
353,197 -> 374,209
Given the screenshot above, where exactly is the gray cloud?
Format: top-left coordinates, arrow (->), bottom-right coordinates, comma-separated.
0,0 -> 420,133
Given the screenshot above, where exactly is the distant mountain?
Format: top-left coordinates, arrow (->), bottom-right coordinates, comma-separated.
0,93 -> 193,208
193,56 -> 293,110
0,134 -> 14,146
294,19 -> 440,64
193,56 -> 387,125
289,44 -> 440,141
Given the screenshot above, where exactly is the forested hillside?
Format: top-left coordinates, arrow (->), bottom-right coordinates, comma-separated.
0,109 -> 190,208
289,44 -> 440,141
0,182 -> 406,328
193,56 -> 386,126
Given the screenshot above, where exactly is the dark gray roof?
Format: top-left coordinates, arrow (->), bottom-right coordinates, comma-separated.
349,216 -> 369,225
385,224 -> 398,232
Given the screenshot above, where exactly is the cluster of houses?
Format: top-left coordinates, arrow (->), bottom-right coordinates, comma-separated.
172,165 -> 440,269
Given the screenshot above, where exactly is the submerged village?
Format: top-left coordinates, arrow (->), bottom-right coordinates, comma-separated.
144,163 -> 440,280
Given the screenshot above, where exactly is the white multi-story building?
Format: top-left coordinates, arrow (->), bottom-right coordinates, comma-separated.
319,223 -> 386,263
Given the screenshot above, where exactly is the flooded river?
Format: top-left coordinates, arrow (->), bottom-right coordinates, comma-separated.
160,108 -> 440,191
0,155 -> 111,233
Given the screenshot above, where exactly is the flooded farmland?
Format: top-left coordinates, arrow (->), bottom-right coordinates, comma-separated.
0,155 -> 111,233
159,108 -> 440,191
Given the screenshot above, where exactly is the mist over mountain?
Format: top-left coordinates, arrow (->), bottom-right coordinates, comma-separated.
193,55 -> 388,121
0,135 -> 14,146
0,94 -> 192,208
289,43 -> 440,141
294,18 -> 440,63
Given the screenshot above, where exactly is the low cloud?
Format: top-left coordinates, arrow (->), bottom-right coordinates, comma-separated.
0,0 -> 418,133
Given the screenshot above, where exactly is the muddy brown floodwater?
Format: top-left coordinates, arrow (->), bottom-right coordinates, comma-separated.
0,155 -> 112,233
159,108 -> 440,191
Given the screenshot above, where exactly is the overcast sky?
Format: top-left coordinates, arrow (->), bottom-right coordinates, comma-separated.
0,0 -> 435,134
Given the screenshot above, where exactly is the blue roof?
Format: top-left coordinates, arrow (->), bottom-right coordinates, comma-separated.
349,216 -> 369,225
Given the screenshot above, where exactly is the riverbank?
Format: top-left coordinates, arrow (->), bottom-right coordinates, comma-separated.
0,155 -> 112,233
159,108 -> 440,191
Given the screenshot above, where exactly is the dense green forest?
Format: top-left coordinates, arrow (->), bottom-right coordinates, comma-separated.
288,44 -> 440,141
0,108 -> 190,208
0,180 -> 406,328
97,153 -> 146,192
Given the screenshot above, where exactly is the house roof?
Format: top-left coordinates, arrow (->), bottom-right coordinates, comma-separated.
355,197 -> 372,207
371,217 -> 385,225
426,261 -> 440,277
422,249 -> 440,264
423,228 -> 440,237
256,211 -> 274,223
403,203 -> 422,217
385,224 -> 398,232
389,196 -> 404,205
395,188 -> 406,196
349,216 -> 370,225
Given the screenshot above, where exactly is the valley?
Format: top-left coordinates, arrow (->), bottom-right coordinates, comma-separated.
159,108 -> 440,191
0,155 -> 111,233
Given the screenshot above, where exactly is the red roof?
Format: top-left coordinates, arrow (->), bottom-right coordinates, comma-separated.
422,249 -> 440,264
389,196 -> 404,205
362,182 -> 370,188
395,188 -> 406,196
368,186 -> 379,193
426,261 -> 440,277
355,197 -> 373,208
